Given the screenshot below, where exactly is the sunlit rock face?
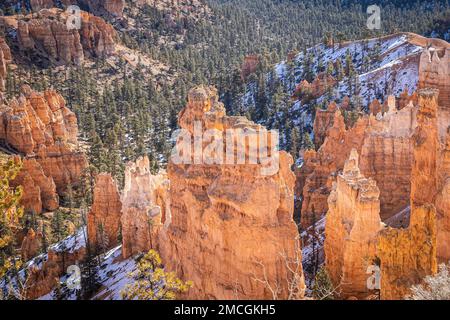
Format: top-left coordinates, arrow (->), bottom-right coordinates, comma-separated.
121,156 -> 169,259
87,174 -> 122,253
0,86 -> 87,214
325,149 -> 383,299
158,85 -> 305,300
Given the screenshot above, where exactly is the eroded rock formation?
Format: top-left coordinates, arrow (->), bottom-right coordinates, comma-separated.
325,149 -> 383,299
87,173 -> 122,252
157,85 -> 305,299
299,95 -> 418,227
377,204 -> 437,300
0,86 -> 87,213
313,102 -> 337,147
121,156 -> 169,259
299,110 -> 368,228
0,37 -> 11,92
6,8 -> 118,65
21,229 -> 43,262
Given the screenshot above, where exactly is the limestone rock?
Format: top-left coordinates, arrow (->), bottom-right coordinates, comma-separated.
87,174 -> 122,252
158,86 -> 305,300
325,149 -> 383,299
121,156 -> 170,259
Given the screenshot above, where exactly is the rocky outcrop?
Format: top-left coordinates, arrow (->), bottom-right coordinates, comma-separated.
437,129 -> 450,262
11,8 -> 117,65
26,239 -> 86,299
241,55 -> 259,81
299,95 -> 418,227
0,37 -> 11,92
299,110 -> 368,228
419,47 -> 450,110
28,0 -> 125,18
21,229 -> 43,262
313,102 -> 337,147
410,88 -> 450,263
0,86 -> 87,214
82,0 -> 125,18
87,174 -> 122,253
325,149 -> 383,299
157,86 -> 305,300
377,204 -> 437,300
11,158 -> 59,214
359,101 -> 417,220
121,156 -> 169,259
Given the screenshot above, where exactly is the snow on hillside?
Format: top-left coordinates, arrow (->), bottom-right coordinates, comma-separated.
38,244 -> 137,300
241,33 -> 425,143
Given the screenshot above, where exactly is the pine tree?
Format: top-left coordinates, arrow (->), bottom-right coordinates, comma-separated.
121,250 -> 192,300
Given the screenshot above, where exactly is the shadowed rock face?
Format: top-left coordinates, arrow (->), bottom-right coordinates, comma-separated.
155,85 -> 305,300
0,85 -> 87,214
87,173 -> 122,253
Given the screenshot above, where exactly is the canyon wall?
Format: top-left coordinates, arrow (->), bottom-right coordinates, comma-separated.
325,149 -> 383,299
158,86 -> 305,300
0,86 -> 87,214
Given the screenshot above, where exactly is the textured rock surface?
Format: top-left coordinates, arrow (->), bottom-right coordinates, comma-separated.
12,8 -> 117,65
313,102 -> 337,147
11,158 -> 59,213
0,86 -> 87,213
21,229 -> 43,262
325,149 -> 383,299
437,129 -> 450,262
359,101 -> 417,220
158,86 -> 305,300
121,156 -> 169,259
0,37 -> 11,91
87,174 -> 122,252
299,110 -> 368,228
418,47 -> 450,110
26,244 -> 86,299
377,204 -> 437,300
299,95 -> 418,227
